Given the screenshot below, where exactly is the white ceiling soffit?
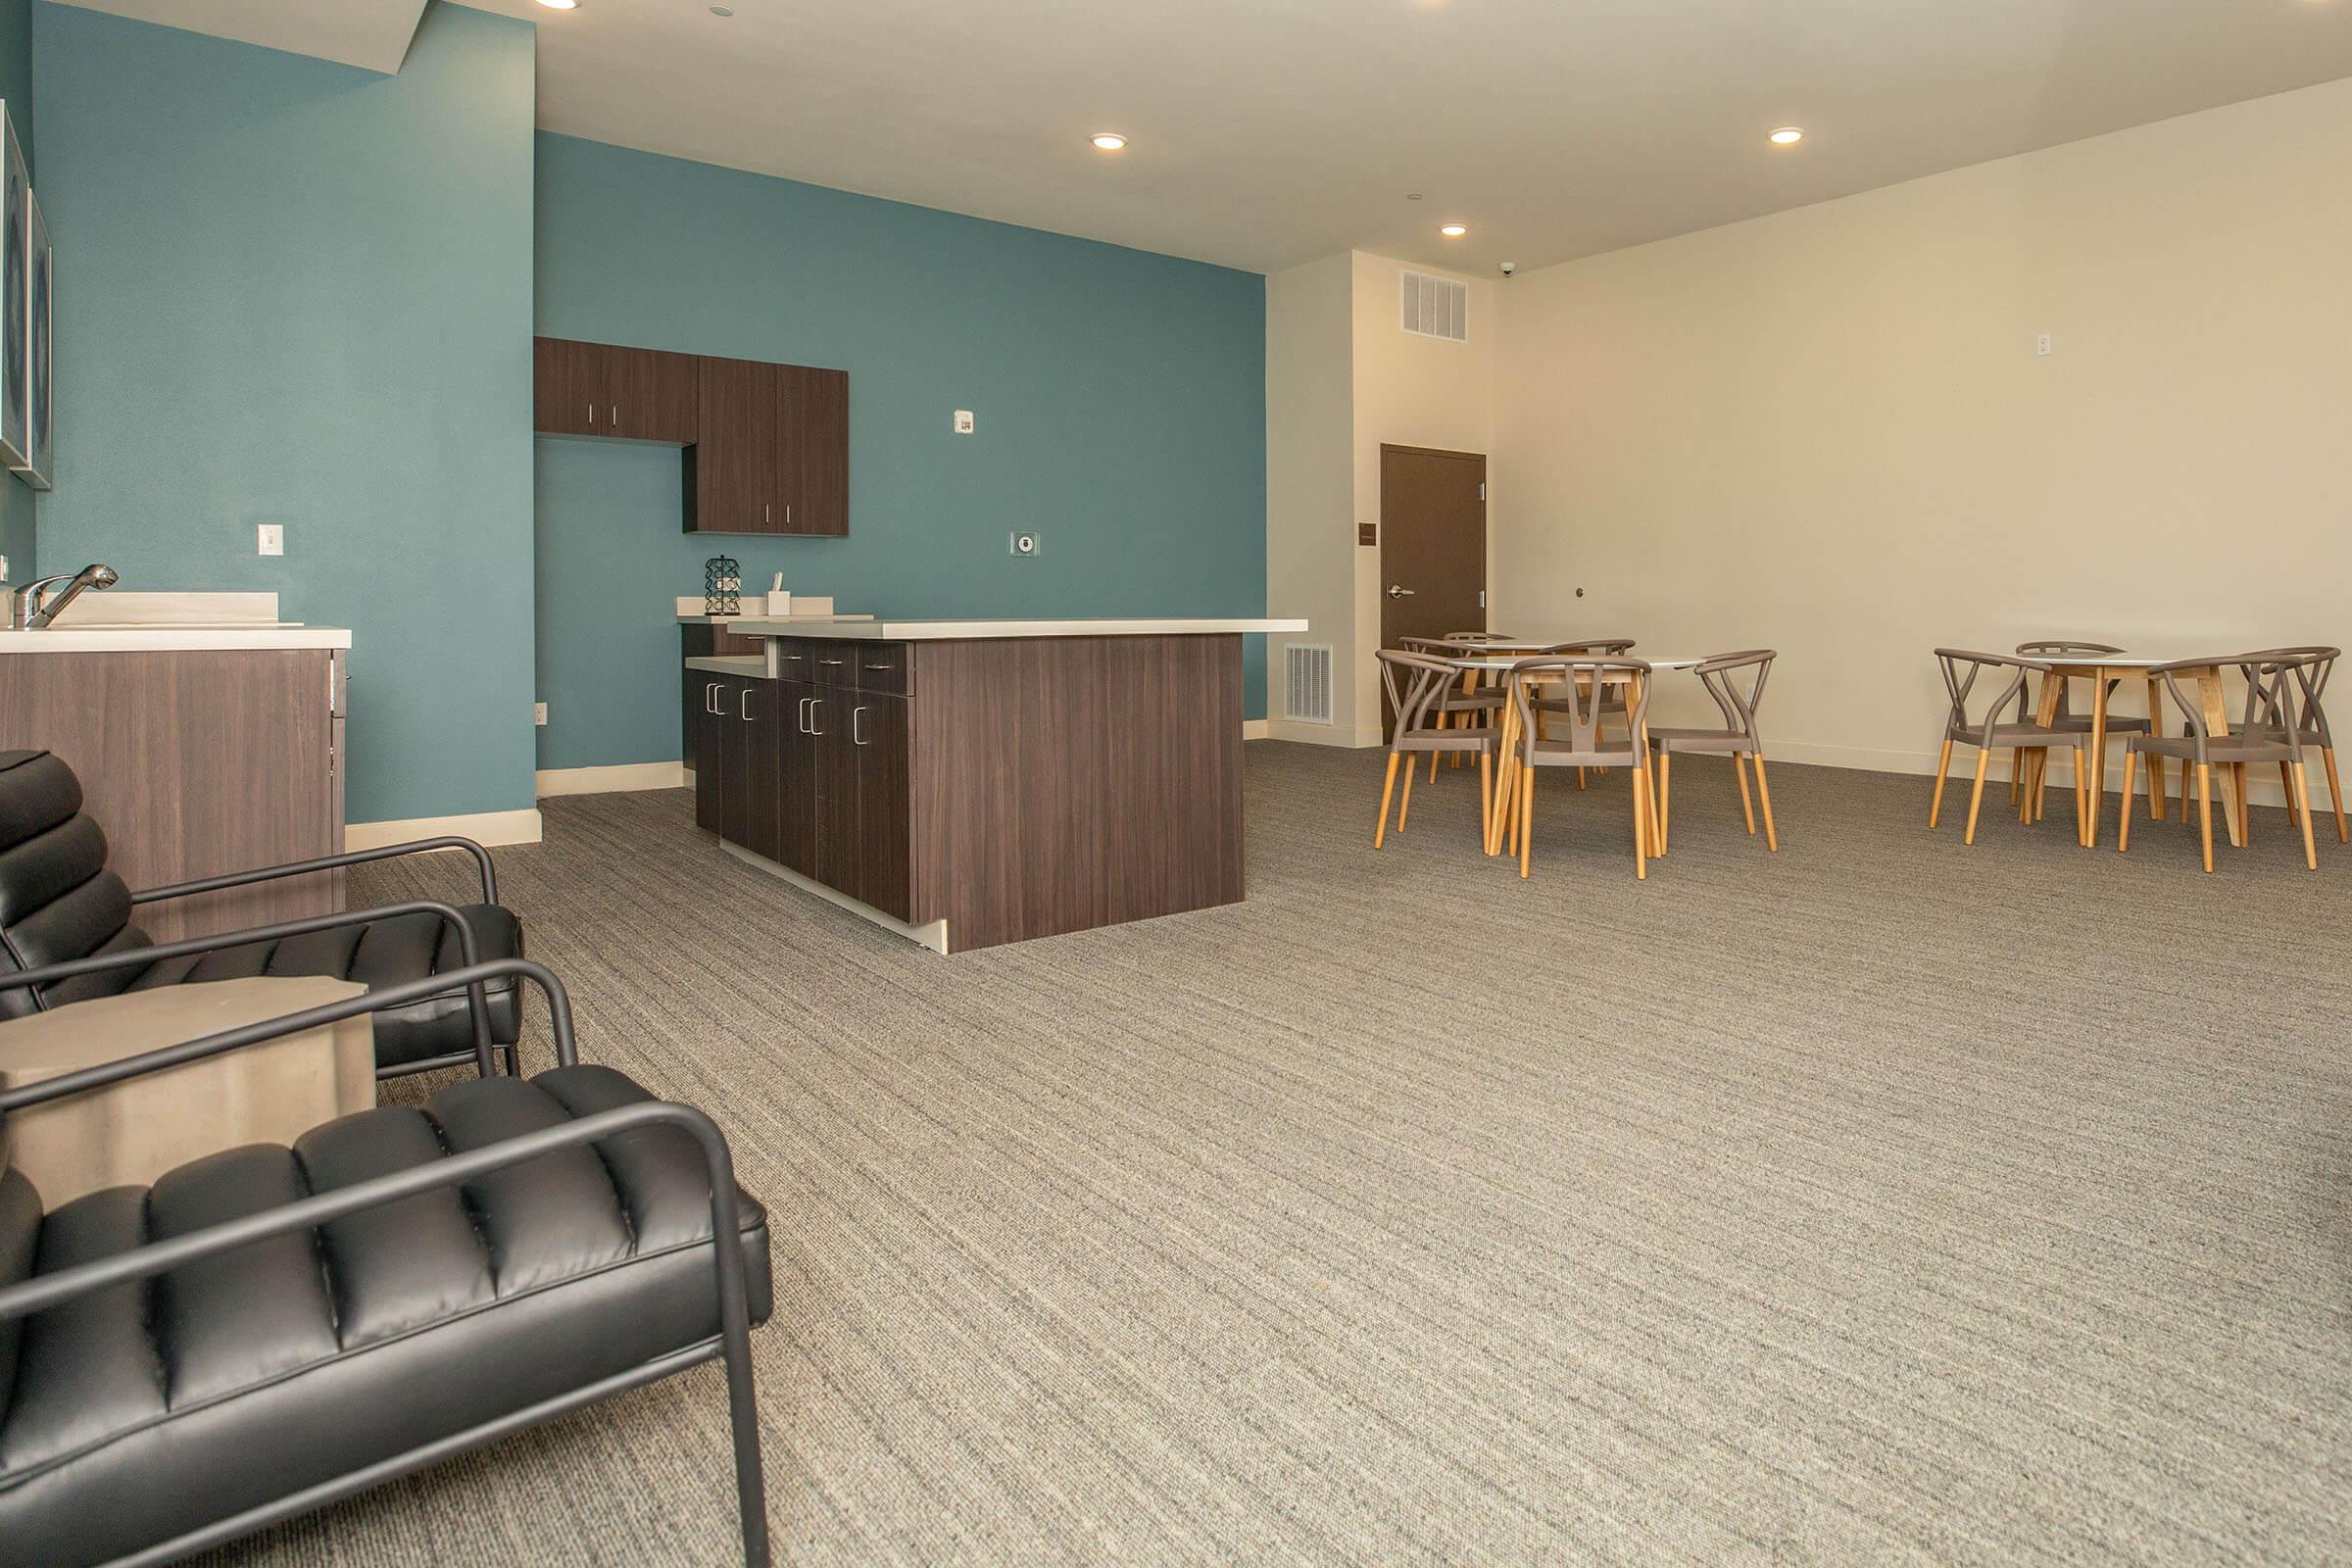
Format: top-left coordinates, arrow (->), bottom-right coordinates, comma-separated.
56,0 -> 429,74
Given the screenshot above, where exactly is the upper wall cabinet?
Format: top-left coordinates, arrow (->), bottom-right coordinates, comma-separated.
534,338 -> 699,443
532,336 -> 847,535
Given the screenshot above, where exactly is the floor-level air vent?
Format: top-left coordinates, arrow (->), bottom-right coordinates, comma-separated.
1401,269 -> 1468,342
1285,643 -> 1334,724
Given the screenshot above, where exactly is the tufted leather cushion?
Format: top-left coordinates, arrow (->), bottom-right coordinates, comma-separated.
0,751 -> 523,1068
0,1065 -> 771,1567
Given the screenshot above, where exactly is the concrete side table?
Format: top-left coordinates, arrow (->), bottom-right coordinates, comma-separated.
0,976 -> 375,1207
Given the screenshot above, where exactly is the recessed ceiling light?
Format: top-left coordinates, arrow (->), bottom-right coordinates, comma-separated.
1440,223 -> 1468,238
1091,133 -> 1128,152
1769,126 -> 1805,146
535,0 -> 578,10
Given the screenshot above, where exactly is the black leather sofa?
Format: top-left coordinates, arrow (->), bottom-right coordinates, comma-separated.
0,749 -> 526,1077
0,957 -> 773,1567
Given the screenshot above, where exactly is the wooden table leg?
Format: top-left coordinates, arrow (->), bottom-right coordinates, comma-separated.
1487,696 -> 1518,856
2196,668 -> 2244,849
2025,671 -> 2063,823
2083,675 -> 2109,848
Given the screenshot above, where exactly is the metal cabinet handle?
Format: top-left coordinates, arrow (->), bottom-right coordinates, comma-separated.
862,662 -> 893,671
763,504 -> 770,524
739,688 -> 752,720
818,659 -> 845,666
853,706 -> 869,747
808,698 -> 824,735
786,505 -> 792,526
587,405 -> 596,425
798,696 -> 812,732
705,681 -> 719,713
611,405 -> 617,426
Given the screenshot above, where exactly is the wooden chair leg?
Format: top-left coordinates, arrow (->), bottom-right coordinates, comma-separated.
2234,761 -> 2251,846
1751,757 -> 1779,853
2035,747 -> 2051,823
1518,764 -> 1535,878
2197,762 -> 2215,873
1736,752 -> 1760,833
1656,753 -> 1672,855
1632,762 -> 1649,880
1477,752 -> 1494,848
2295,762 -> 2319,869
2009,748 -> 2023,806
1928,738 -> 1953,827
1577,766 -> 1588,791
1427,747 -> 1440,785
1963,750 -> 1991,845
1396,748 -> 1416,831
1373,752 -> 1401,848
2117,750 -> 2137,853
2326,747 -> 2348,843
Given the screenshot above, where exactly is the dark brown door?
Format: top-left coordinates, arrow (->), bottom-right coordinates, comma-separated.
1378,444 -> 1488,653
691,357 -> 781,532
779,366 -> 850,536
848,694 -> 910,918
775,678 -> 817,875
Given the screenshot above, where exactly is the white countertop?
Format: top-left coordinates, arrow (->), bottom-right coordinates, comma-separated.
0,625 -> 352,653
684,655 -> 765,676
725,616 -> 1307,641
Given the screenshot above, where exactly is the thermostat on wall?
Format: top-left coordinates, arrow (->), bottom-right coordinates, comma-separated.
954,410 -> 976,434
1008,531 -> 1043,558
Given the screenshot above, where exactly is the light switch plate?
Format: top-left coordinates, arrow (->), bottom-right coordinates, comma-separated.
257,523 -> 284,557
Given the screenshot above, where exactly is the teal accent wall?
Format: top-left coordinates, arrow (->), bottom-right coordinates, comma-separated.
28,2 -> 537,822
533,133 -> 1268,771
0,0 -> 32,578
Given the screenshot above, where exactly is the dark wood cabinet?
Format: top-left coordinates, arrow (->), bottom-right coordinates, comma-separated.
845,694 -> 911,918
775,679 -> 817,876
688,356 -> 781,533
533,336 -> 848,536
536,338 -> 697,443
691,673 -> 729,835
779,366 -> 850,537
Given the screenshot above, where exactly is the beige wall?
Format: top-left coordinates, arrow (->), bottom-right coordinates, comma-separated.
1492,76 -> 2352,794
1264,253 -> 1356,740
1267,250 -> 1495,741
1349,252 -> 1495,742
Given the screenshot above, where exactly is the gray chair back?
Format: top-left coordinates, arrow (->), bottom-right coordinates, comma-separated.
1377,649 -> 1470,751
1693,650 -> 1776,746
1935,649 -> 2050,748
1506,657 -> 1651,763
2244,646 -> 2338,746
2150,652 -> 2320,763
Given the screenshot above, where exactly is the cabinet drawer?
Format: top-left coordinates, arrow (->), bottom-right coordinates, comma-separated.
809,642 -> 861,687
849,643 -> 908,694
772,644 -> 816,683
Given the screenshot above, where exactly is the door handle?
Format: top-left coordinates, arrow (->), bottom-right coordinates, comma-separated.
853,706 -> 869,747
1387,584 -> 1415,599
739,688 -> 752,720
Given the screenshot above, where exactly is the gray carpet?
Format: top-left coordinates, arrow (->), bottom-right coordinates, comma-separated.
204,743 -> 2352,1565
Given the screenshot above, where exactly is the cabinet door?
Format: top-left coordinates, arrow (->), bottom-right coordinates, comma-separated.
740,679 -> 782,861
689,357 -> 781,532
775,679 -> 818,876
778,366 -> 850,536
612,348 -> 700,443
810,686 -> 860,895
683,666 -> 705,774
534,337 -> 600,437
693,676 -> 728,834
847,695 -> 911,918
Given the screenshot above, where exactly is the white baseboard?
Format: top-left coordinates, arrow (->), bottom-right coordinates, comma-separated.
537,760 -> 687,797
346,808 -> 543,851
1763,737 -> 2317,810
1264,719 -> 1383,749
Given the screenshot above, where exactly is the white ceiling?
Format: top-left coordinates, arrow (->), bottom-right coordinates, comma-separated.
58,0 -> 426,74
71,1 -> 2352,274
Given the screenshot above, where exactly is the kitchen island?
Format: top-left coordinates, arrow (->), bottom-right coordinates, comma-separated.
685,617 -> 1303,952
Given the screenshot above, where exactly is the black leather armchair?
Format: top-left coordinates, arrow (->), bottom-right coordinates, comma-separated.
0,958 -> 773,1567
0,749 -> 526,1077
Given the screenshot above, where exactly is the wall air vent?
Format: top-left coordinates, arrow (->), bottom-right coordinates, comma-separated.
1400,269 -> 1468,342
1284,643 -> 1334,725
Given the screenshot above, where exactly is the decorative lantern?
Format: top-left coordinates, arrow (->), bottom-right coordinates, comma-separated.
704,555 -> 742,616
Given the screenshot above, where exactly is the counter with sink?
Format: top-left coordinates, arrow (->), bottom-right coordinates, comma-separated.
0,589 -> 352,940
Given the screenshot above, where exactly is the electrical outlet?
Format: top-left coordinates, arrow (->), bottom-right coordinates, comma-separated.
0,554 -> 10,583
534,702 -> 548,726
2035,332 -> 2053,357
953,410 -> 976,434
257,523 -> 284,557
1008,530 -> 1043,559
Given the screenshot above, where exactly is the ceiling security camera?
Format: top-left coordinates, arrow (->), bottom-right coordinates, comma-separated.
1498,261 -> 1518,277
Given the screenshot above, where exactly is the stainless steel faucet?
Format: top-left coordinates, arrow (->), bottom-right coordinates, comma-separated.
9,564 -> 121,629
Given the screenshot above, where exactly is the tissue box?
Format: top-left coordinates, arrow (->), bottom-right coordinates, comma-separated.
763,590 -> 792,615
